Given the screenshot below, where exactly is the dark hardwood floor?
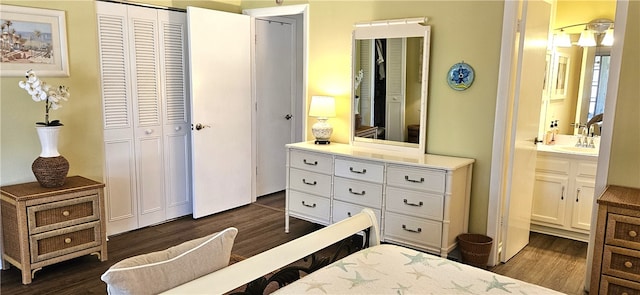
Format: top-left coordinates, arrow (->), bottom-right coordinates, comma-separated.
2,191 -> 588,294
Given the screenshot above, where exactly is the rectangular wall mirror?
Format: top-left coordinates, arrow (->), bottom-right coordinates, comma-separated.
351,18 -> 431,155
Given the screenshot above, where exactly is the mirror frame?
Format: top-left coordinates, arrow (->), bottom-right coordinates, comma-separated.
350,18 -> 431,155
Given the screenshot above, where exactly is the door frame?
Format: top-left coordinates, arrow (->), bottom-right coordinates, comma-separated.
243,4 -> 309,202
487,0 -> 628,271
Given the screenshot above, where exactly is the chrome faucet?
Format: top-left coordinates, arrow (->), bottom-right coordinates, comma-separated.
576,126 -> 596,148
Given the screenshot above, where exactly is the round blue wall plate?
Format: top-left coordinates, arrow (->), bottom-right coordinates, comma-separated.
447,62 -> 475,91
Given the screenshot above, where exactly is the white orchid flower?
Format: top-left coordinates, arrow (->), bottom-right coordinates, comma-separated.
19,70 -> 69,126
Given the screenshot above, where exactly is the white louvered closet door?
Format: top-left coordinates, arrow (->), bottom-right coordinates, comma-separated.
128,6 -> 166,228
97,2 -> 191,235
158,10 -> 191,220
385,38 -> 406,142
97,2 -> 139,235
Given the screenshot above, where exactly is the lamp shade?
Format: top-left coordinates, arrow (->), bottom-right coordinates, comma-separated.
309,96 -> 336,118
577,29 -> 596,47
554,29 -> 572,47
601,28 -> 614,46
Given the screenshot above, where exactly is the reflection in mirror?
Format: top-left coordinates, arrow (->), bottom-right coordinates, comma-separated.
351,18 -> 430,155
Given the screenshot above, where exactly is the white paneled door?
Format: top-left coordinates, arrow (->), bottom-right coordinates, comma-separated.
501,0 -> 551,261
187,7 -> 252,218
255,18 -> 295,197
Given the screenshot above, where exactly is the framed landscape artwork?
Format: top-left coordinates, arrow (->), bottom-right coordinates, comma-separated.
0,5 -> 69,77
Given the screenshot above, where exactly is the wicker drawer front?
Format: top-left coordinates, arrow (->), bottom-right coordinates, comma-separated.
27,194 -> 100,234
290,150 -> 332,174
289,168 -> 332,197
333,177 -> 382,208
386,187 -> 443,220
384,211 -> 442,249
386,165 -> 445,193
603,245 -> 640,283
606,214 -> 640,251
600,275 -> 640,295
29,221 -> 101,263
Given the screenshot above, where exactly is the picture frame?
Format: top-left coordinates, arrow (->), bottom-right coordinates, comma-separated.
0,5 -> 69,77
550,52 -> 570,100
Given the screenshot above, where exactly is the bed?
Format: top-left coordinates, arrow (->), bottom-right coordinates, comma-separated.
162,209 -> 561,294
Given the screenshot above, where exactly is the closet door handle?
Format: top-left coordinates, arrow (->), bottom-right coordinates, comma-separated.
302,179 -> 317,186
405,176 -> 424,183
348,188 -> 366,196
349,167 -> 367,174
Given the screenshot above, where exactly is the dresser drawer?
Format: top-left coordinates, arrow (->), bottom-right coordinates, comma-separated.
603,245 -> 640,283
332,200 -> 381,227
600,275 -> 640,295
290,149 -> 333,174
386,187 -> 443,220
30,221 -> 101,263
335,158 -> 384,183
289,168 -> 332,197
606,214 -> 640,251
384,211 -> 442,249
27,194 -> 100,234
288,191 -> 330,224
333,177 -> 382,208
386,165 -> 445,193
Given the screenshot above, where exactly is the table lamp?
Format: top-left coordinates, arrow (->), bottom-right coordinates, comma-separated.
308,95 -> 336,144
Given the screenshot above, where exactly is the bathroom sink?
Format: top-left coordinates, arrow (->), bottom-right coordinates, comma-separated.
552,146 -> 599,155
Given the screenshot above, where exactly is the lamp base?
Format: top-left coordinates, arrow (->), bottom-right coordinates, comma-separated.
314,140 -> 331,145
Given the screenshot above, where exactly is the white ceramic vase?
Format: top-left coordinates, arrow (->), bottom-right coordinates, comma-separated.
32,126 -> 69,187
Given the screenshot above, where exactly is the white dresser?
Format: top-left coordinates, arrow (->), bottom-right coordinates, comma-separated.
285,142 -> 474,257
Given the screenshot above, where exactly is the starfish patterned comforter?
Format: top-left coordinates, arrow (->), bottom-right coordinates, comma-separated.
274,244 -> 562,294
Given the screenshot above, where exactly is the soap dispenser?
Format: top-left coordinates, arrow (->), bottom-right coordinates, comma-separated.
545,121 -> 554,145
551,120 -> 559,144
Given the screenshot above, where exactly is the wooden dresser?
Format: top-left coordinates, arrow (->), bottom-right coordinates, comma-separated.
591,185 -> 640,294
1,176 -> 107,284
285,142 -> 474,257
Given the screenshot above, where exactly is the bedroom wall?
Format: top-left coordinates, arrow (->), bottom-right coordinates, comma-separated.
243,0 -> 504,233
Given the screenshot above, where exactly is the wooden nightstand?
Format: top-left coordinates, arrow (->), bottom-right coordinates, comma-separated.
1,176 -> 107,284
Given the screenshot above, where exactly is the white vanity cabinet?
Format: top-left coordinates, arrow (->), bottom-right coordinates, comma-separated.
531,152 -> 597,241
285,142 -> 474,257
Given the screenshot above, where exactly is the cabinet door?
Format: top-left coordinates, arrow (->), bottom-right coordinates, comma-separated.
531,174 -> 567,226
571,178 -> 595,231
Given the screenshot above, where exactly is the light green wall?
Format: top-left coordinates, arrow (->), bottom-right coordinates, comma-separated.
608,0 -> 640,188
243,0 -> 504,233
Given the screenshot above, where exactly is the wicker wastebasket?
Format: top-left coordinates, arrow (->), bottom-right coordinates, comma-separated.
457,233 -> 493,268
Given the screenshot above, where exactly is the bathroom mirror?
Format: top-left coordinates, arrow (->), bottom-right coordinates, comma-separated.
350,18 -> 430,155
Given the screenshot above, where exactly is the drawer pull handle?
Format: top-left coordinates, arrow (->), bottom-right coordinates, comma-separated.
402,224 -> 422,233
303,159 -> 318,166
629,231 -> 638,238
403,199 -> 424,207
561,186 -> 565,200
625,261 -> 633,268
62,210 -> 70,217
576,188 -> 581,202
349,167 -> 367,174
404,176 -> 425,183
64,238 -> 72,244
347,212 -> 352,217
301,201 -> 316,208
302,179 -> 317,186
348,188 -> 366,195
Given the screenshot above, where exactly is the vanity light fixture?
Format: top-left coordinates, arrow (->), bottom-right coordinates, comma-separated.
309,95 -> 336,144
554,18 -> 613,47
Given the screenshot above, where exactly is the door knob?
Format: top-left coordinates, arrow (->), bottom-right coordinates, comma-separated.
194,123 -> 211,130
285,114 -> 293,120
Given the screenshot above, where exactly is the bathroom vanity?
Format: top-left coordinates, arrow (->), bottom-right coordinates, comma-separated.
531,137 -> 598,242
